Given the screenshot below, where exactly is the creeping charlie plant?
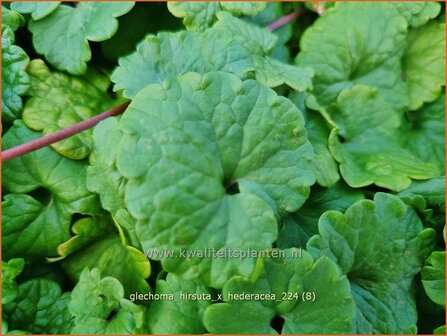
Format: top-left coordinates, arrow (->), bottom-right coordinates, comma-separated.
1,1 -> 445,335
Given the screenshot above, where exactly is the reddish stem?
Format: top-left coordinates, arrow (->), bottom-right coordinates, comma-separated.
267,8 -> 304,31
2,102 -> 130,163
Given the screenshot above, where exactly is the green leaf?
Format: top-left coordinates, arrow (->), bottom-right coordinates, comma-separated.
242,2 -> 293,62
87,118 -> 127,214
3,278 -> 74,334
2,6 -> 25,31
308,193 -> 435,282
397,177 -> 445,233
401,94 -> 445,174
209,12 -> 313,92
296,2 -> 408,111
1,23 -> 30,122
350,279 -> 418,334
62,231 -> 151,297
403,22 -> 445,110
393,2 -> 441,28
397,177 -> 445,215
92,71 -> 315,287
86,118 -> 142,247
307,193 -> 436,333
2,121 -> 100,260
217,2 -> 267,16
112,12 -> 312,99
328,85 -> 439,191
422,251 -> 446,306
290,92 -> 340,187
28,2 -> 134,74
69,268 -> 146,334
278,182 -> 364,249
2,258 -> 25,305
148,273 -> 211,334
167,1 -> 266,32
10,2 -> 60,20
203,249 -> 355,333
53,216 -> 113,259
305,112 -> 339,187
22,59 -> 116,159
86,118 -> 143,247
434,325 -> 446,334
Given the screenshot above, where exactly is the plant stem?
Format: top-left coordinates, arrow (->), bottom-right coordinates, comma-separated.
2,102 -> 130,163
267,8 -> 304,31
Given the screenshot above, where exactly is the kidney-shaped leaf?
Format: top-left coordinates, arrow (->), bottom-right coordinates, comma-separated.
307,193 -> 436,333
91,71 -> 315,287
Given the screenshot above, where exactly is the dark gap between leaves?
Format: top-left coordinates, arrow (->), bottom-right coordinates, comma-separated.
71,213 -> 90,224
28,187 -> 52,206
225,181 -> 240,195
106,309 -> 118,321
270,315 -> 285,333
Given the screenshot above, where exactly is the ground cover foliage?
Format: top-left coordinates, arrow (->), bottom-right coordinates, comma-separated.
1,1 -> 446,334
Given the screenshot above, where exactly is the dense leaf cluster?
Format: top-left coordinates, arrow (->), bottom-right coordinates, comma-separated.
1,2 -> 445,334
